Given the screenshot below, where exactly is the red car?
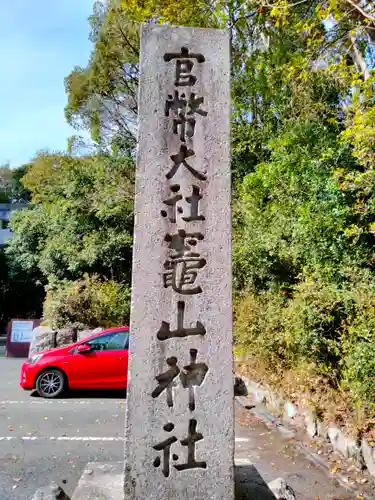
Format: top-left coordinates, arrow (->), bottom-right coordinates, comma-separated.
20,327 -> 129,398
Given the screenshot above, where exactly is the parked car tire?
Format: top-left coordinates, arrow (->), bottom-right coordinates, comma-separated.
36,369 -> 66,398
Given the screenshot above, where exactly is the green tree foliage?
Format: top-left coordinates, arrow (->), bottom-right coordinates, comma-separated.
109,0 -> 375,415
64,1 -> 139,153
7,153 -> 134,283
43,275 -> 130,329
12,0 -> 375,418
6,153 -> 134,328
0,165 -> 30,203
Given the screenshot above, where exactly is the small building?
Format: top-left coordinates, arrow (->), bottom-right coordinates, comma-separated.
0,203 -> 27,247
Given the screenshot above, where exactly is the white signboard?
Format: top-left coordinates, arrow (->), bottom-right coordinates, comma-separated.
11,320 -> 34,343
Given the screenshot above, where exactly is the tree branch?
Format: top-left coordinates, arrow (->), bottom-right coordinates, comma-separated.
345,0 -> 375,22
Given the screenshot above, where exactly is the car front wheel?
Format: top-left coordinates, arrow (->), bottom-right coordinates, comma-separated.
36,369 -> 66,398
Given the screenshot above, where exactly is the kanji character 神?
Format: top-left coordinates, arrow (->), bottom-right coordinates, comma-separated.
180,349 -> 209,412
151,356 -> 180,407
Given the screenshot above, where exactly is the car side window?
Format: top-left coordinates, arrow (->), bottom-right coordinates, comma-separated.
87,332 -> 128,352
106,332 -> 128,351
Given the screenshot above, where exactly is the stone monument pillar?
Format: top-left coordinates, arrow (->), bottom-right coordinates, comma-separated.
124,24 -> 233,500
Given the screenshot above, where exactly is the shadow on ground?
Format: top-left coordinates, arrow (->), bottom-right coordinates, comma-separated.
30,388 -> 127,399
235,465 -> 276,499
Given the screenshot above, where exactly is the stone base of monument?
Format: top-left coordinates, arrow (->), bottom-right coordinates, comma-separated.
71,462 -> 123,500
31,460 -> 297,500
31,482 -> 71,500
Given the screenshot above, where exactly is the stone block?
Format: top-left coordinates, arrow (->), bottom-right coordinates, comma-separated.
328,426 -> 360,460
283,401 -> 298,421
71,462 -> 123,500
317,419 -> 329,440
303,408 -> 318,438
56,327 -> 77,347
32,482 -> 70,500
29,326 -> 56,357
267,478 -> 296,499
362,438 -> 375,477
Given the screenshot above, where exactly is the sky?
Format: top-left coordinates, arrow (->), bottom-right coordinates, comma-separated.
0,0 -> 94,167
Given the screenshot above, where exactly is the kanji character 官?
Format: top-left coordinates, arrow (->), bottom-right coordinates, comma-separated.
164,47 -> 205,87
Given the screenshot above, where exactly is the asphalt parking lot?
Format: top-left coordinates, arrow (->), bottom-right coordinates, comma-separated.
0,357 -> 365,500
0,358 -> 126,500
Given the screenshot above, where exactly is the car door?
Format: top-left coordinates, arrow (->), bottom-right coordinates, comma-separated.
102,331 -> 129,388
68,332 -> 128,389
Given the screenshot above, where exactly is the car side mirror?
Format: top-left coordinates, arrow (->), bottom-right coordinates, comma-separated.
77,344 -> 92,354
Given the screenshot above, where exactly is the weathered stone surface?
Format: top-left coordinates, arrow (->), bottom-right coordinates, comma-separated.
56,327 -> 77,347
303,408 -> 318,438
362,438 -> 375,477
317,419 -> 329,440
283,401 -> 298,421
267,478 -> 296,500
124,24 -> 233,500
32,482 -> 70,500
71,462 -> 122,500
328,426 -> 360,460
29,326 -> 56,357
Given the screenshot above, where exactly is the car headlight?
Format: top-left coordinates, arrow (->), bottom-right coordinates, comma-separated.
27,354 -> 43,365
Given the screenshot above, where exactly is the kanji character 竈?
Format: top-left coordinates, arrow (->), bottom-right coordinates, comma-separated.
151,356 -> 180,408
153,423 -> 179,478
157,301 -> 206,341
162,227 -> 206,295
164,47 -> 205,87
164,229 -> 203,257
174,419 -> 207,471
180,349 -> 209,412
167,145 -> 207,181
163,245 -> 206,295
161,184 -> 205,223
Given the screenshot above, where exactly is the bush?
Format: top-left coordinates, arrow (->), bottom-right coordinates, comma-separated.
43,275 -> 130,329
235,265 -> 375,415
